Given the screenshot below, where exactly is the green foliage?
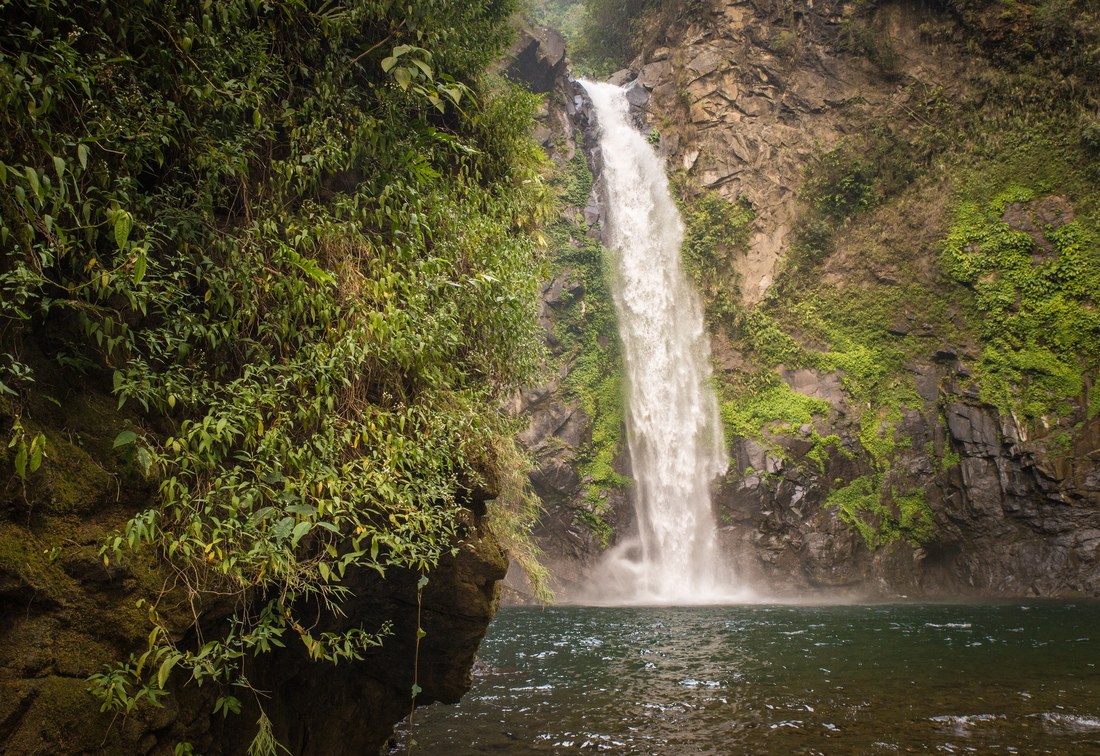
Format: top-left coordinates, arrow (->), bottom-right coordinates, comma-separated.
551,214 -> 629,541
6,419 -> 47,482
940,445 -> 962,472
572,0 -> 652,77
677,186 -> 754,327
943,187 -> 1100,421
857,403 -> 905,471
0,0 -> 549,747
944,0 -> 1100,85
719,373 -> 830,441
892,487 -> 935,545
801,145 -> 880,222
826,475 -> 933,548
718,371 -> 841,473
527,0 -> 588,42
482,432 -> 555,602
738,310 -> 804,367
560,141 -> 594,208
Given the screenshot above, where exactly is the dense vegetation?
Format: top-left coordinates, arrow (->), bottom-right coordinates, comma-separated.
1,0 -> 549,748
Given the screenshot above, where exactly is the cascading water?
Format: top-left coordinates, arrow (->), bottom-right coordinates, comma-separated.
579,81 -> 751,604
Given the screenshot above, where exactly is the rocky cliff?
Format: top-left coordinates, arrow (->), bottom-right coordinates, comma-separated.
520,0 -> 1100,600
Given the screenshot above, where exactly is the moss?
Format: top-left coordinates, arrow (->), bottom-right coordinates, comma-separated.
826,476 -> 934,548
574,501 -> 615,549
719,373 -> 831,442
943,186 -> 1100,424
673,182 -> 754,328
857,403 -> 906,471
826,474 -> 885,548
558,134 -> 594,208
0,522 -> 75,606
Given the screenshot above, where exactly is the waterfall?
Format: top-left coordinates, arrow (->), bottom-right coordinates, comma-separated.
579,81 -> 750,604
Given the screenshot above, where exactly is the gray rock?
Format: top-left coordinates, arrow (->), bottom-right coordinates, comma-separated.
946,403 -> 1001,456
624,81 -> 649,107
638,60 -> 672,89
607,69 -> 635,86
688,49 -> 723,78
503,27 -> 567,94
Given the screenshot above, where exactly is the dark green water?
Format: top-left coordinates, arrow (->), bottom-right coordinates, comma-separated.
400,603 -> 1100,754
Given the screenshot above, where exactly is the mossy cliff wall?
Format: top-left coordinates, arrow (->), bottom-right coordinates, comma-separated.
0,369 -> 507,754
523,0 -> 1100,599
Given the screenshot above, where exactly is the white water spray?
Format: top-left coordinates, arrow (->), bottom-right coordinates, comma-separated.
579,81 -> 750,604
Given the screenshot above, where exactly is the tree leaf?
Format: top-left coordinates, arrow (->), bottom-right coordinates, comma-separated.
14,443 -> 27,479
113,430 -> 138,447
132,250 -> 147,284
29,434 -> 45,473
394,67 -> 411,91
157,653 -> 179,690
291,520 -> 311,545
411,58 -> 433,80
114,211 -> 132,251
24,167 -> 39,197
77,143 -> 88,169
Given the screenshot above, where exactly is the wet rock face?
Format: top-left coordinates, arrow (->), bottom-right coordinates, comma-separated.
255,515 -> 508,755
714,370 -> 1100,599
505,61 -> 640,600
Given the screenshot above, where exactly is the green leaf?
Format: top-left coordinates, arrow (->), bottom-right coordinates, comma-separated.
52,155 -> 65,180
291,520 -> 311,545
417,574 -> 429,589
394,67 -> 411,91
29,434 -> 45,473
113,430 -> 138,447
410,58 -> 433,79
132,250 -> 147,284
77,143 -> 88,169
114,211 -> 132,251
410,683 -> 422,699
381,56 -> 397,72
14,443 -> 27,479
156,653 -> 180,690
135,447 -> 152,473
24,167 -> 39,197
